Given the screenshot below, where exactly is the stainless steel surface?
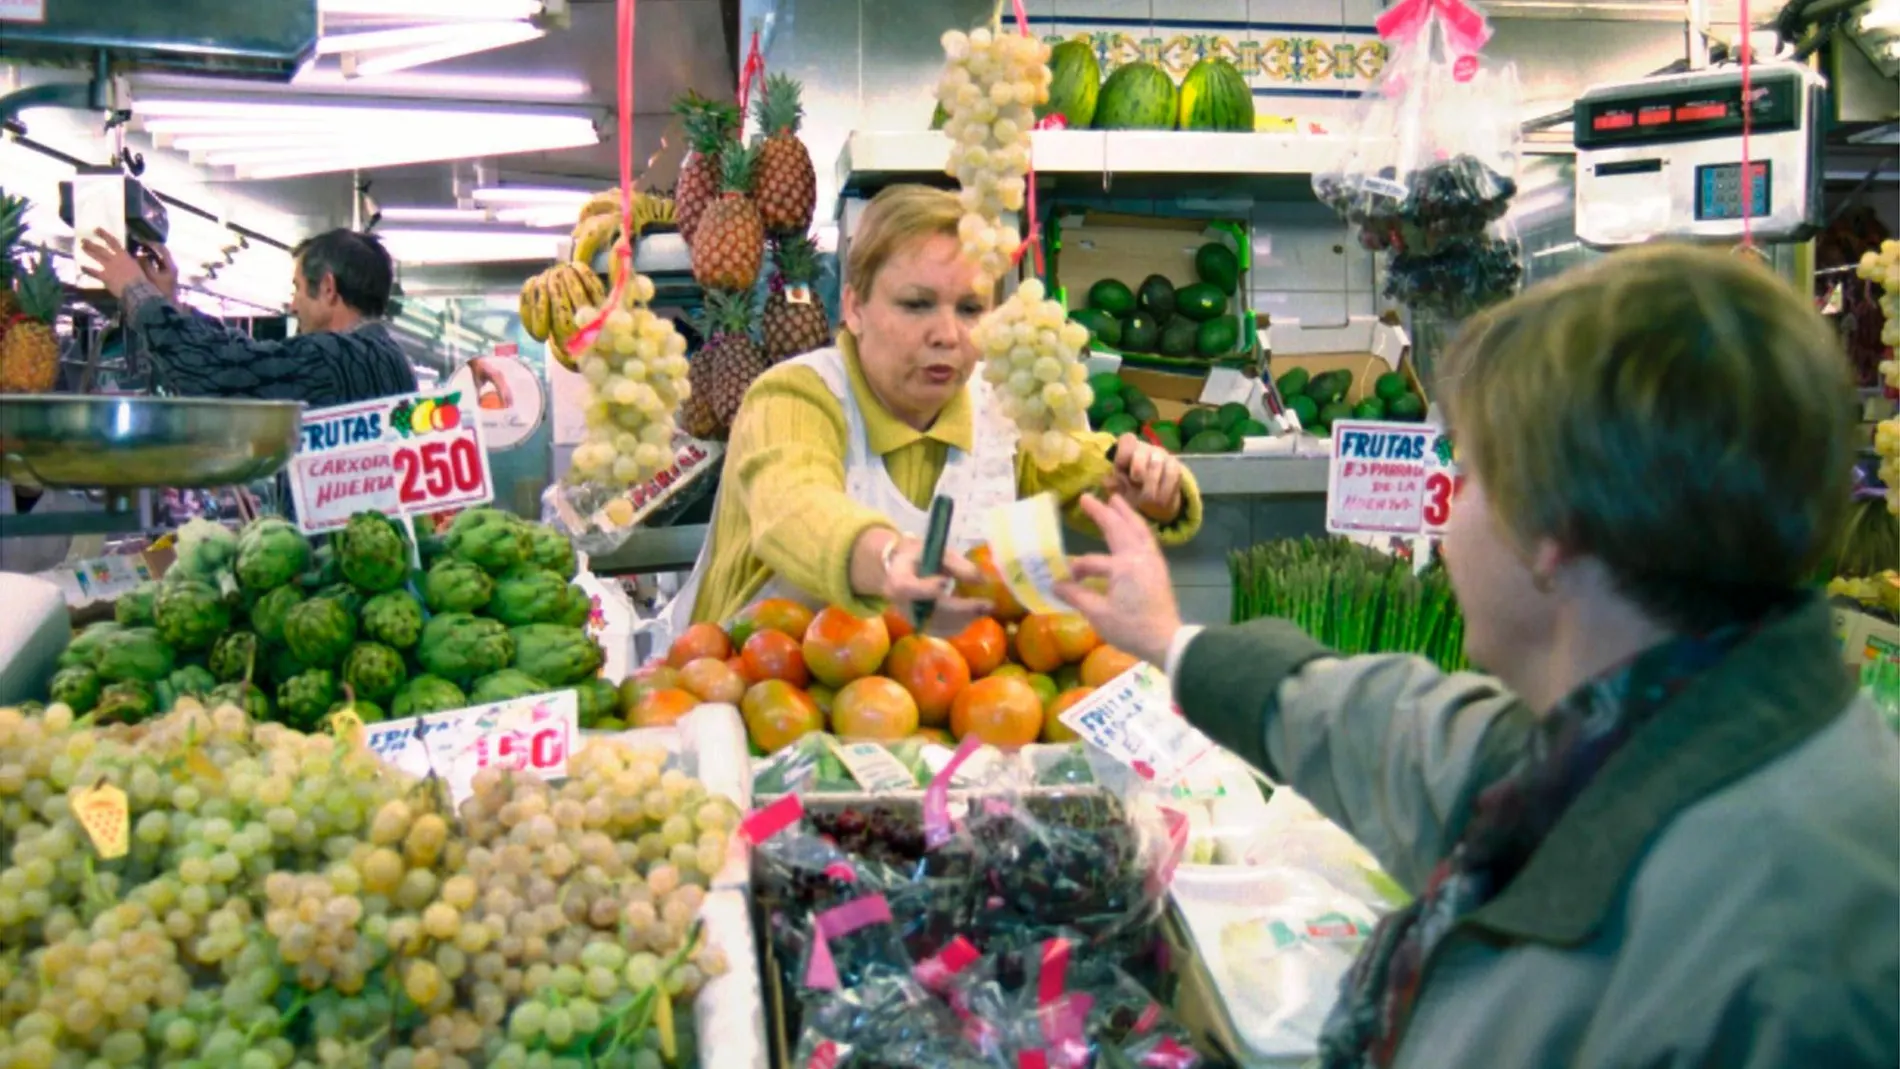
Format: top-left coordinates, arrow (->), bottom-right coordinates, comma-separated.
0,395 -> 304,490
0,493 -> 153,540
588,523 -> 711,575
1,0 -> 319,81
1182,455 -> 1330,498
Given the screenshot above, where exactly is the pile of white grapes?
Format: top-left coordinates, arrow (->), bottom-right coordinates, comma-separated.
1864,240 -> 1900,513
0,699 -> 732,1068
567,266 -> 694,495
937,26 -> 1049,284
976,278 -> 1096,470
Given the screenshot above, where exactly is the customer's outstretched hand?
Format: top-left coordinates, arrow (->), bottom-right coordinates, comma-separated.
1055,494 -> 1183,667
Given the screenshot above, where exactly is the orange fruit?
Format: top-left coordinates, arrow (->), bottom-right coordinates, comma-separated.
741,629 -> 809,688
802,607 -> 891,688
741,680 -> 824,753
667,623 -> 732,669
1043,687 -> 1094,742
949,676 -> 1043,748
732,598 -> 816,646
831,676 -> 920,741
677,657 -> 747,705
988,663 -> 1028,681
948,617 -> 1009,678
1014,615 -> 1067,674
881,606 -> 914,642
1080,645 -> 1142,688
1048,614 -> 1100,663
883,635 -> 971,728
957,544 -> 1027,622
630,687 -> 698,728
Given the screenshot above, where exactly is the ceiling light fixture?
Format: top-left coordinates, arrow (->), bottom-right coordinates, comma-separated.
468,186 -> 592,206
318,0 -> 544,20
376,228 -> 563,264
378,207 -> 493,224
344,24 -> 545,79
287,69 -> 591,99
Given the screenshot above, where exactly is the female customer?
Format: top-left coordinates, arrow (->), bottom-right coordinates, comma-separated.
1058,244 -> 1899,1067
661,184 -> 1203,637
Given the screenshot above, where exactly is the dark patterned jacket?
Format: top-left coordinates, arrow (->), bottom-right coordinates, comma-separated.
124,280 -> 418,406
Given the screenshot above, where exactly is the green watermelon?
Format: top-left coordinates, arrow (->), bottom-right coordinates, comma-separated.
1177,59 -> 1255,132
1041,40 -> 1101,129
1094,62 -> 1177,130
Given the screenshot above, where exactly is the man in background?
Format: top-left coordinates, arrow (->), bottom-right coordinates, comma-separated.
80,227 -> 418,406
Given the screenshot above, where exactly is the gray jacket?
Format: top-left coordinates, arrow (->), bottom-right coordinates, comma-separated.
1176,597 -> 1900,1068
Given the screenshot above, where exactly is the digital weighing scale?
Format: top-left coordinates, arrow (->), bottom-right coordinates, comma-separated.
1573,62 -> 1827,248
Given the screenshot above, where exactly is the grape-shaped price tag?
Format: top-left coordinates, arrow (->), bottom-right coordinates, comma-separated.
72,782 -> 130,859
328,707 -> 367,747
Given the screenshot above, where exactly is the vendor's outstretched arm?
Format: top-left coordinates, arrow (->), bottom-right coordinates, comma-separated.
1020,430 -> 1205,545
1172,620 -> 1533,894
123,281 -> 332,401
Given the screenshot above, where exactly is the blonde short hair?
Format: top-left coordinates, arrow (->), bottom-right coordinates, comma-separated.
844,184 -> 964,297
1440,244 -> 1854,631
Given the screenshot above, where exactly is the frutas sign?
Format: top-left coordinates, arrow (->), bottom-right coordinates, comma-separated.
288,390 -> 495,534
1326,421 -> 1459,537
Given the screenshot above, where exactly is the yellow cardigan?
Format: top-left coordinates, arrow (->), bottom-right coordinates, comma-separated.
688,338 -> 1204,624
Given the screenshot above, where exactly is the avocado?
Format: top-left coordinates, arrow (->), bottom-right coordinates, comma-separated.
1119,311 -> 1160,353
1137,274 -> 1177,320
1317,400 -> 1353,434
1175,283 -> 1228,322
1087,372 -> 1124,399
1288,395 -> 1319,430
1179,406 -> 1220,441
1305,370 -> 1351,405
1122,394 -> 1159,425
1088,279 -> 1137,316
1071,308 -> 1122,348
1185,429 -> 1233,454
1388,394 -> 1426,421
1195,314 -> 1239,357
1088,392 -> 1125,427
1229,418 -> 1271,446
1158,316 -> 1199,357
1143,420 -> 1183,454
1217,402 -> 1251,431
1274,367 -> 1311,399
1195,241 -> 1240,294
1101,412 -> 1140,437
1374,371 -> 1410,403
1352,397 -> 1386,421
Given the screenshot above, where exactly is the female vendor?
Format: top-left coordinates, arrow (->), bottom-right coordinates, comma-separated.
662,184 -> 1204,636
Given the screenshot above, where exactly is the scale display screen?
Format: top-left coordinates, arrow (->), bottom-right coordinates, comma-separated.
1575,73 -> 1800,149
1695,161 -> 1771,221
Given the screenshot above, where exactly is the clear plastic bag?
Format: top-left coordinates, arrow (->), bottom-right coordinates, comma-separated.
1384,219 -> 1526,322
792,965 -> 991,1069
1314,0 -> 1522,272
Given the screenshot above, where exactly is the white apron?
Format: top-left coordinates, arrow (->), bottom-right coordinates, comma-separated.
646,347 -> 1020,653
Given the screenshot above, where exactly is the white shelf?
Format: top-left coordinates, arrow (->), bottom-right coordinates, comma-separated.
1183,454 -> 1329,497
837,130 -> 1343,200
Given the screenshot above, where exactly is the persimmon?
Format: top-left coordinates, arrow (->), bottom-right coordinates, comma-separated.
831,676 -> 920,741
884,635 -> 971,727
949,676 -> 1042,747
802,607 -> 891,688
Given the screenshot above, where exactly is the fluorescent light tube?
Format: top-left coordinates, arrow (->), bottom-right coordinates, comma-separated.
379,207 -> 493,224
469,186 -> 591,206
492,206 -> 577,227
319,0 -> 543,20
201,124 -> 596,177
289,68 -> 590,98
346,24 -> 544,78
377,228 -> 562,263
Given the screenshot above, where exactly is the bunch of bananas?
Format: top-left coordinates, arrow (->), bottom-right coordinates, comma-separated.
519,260 -> 606,369
571,192 -> 677,272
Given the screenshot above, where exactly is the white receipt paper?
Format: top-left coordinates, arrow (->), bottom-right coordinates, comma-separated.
981,492 -> 1072,615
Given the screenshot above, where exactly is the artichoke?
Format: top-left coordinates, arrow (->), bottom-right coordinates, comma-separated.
341,642 -> 408,704
153,577 -> 232,653
391,675 -> 469,718
59,622 -> 123,670
446,508 -> 531,574
577,677 -> 621,728
362,590 -> 426,651
96,680 -> 158,724
169,517 -> 241,595
283,597 -> 358,668
265,645 -> 311,689
95,627 -> 175,684
417,613 -> 514,685
236,517 -> 311,592
314,583 -> 367,618
556,586 -> 594,629
209,631 -> 261,684
277,668 -> 340,731
424,558 -> 494,614
157,664 -> 218,711
526,524 -> 578,580
469,669 -> 552,705
511,624 -> 605,686
49,666 -> 102,715
207,682 -> 272,719
115,582 -> 159,627
338,512 -> 412,594
329,699 -> 386,723
249,586 -> 304,646
489,567 -> 573,627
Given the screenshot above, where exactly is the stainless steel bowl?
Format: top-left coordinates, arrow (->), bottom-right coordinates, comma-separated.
0,395 -> 305,489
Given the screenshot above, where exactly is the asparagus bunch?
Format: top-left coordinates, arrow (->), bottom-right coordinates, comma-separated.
1230,537 -> 1469,672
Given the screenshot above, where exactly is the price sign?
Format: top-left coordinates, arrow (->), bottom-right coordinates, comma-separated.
1420,432 -> 1462,537
983,493 -> 1073,615
1326,420 -> 1438,536
361,690 -> 579,805
287,390 -> 494,535
1057,662 -> 1215,785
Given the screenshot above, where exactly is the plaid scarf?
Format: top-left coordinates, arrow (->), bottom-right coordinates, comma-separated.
1316,622 -> 1753,1069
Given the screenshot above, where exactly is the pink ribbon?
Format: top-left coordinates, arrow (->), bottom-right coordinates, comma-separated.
739,793 -> 804,845
1139,1037 -> 1201,1069
736,27 -> 767,122
802,893 -> 894,990
924,735 -> 982,849
1148,806 -> 1189,895
1374,0 -> 1492,55
1021,937 -> 1093,1069
913,935 -> 983,993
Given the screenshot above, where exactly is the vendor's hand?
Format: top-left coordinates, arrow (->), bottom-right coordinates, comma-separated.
468,356 -> 515,407
1055,495 -> 1183,666
78,230 -> 147,300
879,532 -> 991,637
1108,433 -> 1186,524
138,243 -> 180,302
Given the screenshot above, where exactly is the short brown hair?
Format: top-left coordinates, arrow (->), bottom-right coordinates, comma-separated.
843,184 -> 963,297
1440,243 -> 1854,631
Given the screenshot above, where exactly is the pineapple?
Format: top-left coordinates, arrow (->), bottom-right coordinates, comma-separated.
673,93 -> 741,246
0,251 -> 62,394
763,235 -> 832,363
751,74 -> 817,236
0,191 -> 29,323
685,290 -> 769,441
690,142 -> 766,293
